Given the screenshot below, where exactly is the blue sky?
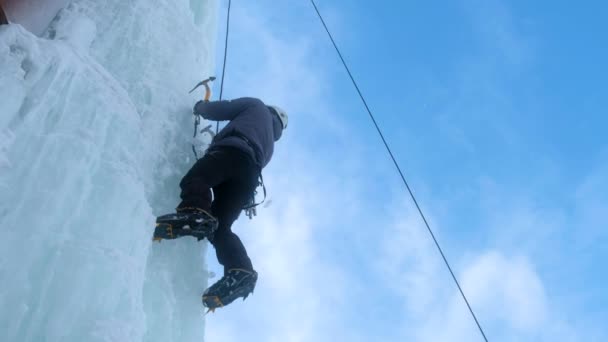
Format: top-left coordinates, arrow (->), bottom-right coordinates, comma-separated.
204,1 -> 607,341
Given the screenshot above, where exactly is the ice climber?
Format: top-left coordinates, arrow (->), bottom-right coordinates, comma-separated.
154,97 -> 288,311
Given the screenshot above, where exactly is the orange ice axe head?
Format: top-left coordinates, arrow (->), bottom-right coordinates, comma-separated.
189,76 -> 216,102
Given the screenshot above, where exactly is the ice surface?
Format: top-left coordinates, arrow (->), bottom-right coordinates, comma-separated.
0,0 -> 217,341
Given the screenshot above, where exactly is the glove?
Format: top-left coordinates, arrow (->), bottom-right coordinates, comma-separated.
193,100 -> 206,116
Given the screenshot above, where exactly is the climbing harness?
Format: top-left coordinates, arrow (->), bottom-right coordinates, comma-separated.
309,1 -> 489,341
244,174 -> 266,219
227,131 -> 267,219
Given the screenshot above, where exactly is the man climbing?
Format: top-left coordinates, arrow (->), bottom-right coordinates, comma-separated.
154,97 -> 288,311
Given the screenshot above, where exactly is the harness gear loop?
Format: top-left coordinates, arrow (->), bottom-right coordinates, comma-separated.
244,173 -> 266,219
226,131 -> 267,219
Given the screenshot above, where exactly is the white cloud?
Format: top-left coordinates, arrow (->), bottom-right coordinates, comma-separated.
378,203 -> 443,317
418,252 -> 549,342
377,184 -> 608,342
381,221 -> 549,341
460,252 -> 548,331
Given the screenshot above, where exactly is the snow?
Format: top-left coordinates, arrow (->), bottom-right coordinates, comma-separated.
0,0 -> 217,341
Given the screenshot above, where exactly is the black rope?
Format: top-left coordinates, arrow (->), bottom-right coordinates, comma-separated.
309,1 -> 489,341
217,0 -> 231,134
192,115 -> 200,159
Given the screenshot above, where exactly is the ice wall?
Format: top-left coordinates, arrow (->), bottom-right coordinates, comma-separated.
0,0 -> 217,341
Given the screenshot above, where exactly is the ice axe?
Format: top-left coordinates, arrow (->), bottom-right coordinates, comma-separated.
189,77 -> 217,159
189,76 -> 216,102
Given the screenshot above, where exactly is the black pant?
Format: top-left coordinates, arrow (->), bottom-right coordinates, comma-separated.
178,147 -> 259,272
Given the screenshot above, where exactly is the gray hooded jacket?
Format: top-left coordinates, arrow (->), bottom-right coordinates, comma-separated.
194,97 -> 283,169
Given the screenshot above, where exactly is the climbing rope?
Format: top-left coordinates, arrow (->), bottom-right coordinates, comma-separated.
216,0 -> 232,134
309,1 -> 489,341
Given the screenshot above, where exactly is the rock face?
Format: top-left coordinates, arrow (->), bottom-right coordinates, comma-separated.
1,4 -> 8,25
0,0 -> 73,34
